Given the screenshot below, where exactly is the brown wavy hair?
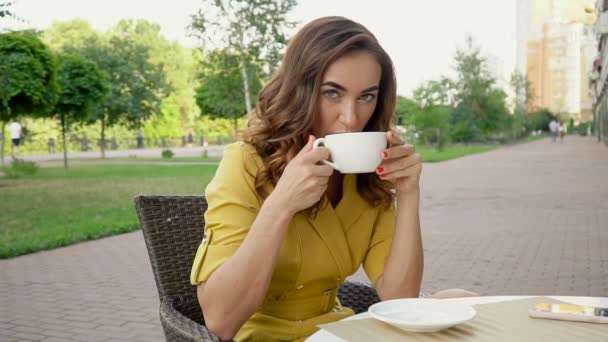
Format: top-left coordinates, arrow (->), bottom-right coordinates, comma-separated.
242,16 -> 397,213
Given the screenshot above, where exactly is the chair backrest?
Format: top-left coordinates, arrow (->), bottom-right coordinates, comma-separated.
134,195 -> 207,324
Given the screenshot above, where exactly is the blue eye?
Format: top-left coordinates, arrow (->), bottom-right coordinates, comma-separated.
323,89 -> 340,99
359,94 -> 376,102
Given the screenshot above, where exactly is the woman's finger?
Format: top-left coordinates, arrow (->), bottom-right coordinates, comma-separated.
382,144 -> 416,160
378,163 -> 421,181
386,130 -> 404,146
377,153 -> 421,176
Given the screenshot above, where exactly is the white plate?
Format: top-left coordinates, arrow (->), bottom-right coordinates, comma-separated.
368,298 -> 477,332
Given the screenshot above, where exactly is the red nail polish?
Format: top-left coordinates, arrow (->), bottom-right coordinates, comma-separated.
377,167 -> 384,174
382,151 -> 388,158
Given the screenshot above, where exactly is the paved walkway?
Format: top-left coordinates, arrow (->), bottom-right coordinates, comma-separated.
7,145 -> 227,163
1,136 -> 607,341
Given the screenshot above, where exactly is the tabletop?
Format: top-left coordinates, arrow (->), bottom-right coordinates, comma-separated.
306,295 -> 608,341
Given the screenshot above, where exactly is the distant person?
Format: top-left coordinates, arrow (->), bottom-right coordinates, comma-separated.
187,130 -> 194,148
9,121 -> 22,159
136,129 -> 144,149
558,122 -> 566,143
549,119 -> 558,143
81,136 -> 89,151
48,137 -> 55,153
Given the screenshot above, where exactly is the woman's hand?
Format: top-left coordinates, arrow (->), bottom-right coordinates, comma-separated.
272,135 -> 334,215
375,131 -> 422,194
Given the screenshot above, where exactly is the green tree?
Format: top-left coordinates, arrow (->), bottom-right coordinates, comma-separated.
190,0 -> 296,113
483,88 -> 510,140
412,81 -> 452,148
452,37 -> 508,137
412,105 -> 450,149
80,20 -> 169,157
41,19 -> 98,53
51,54 -> 108,169
143,96 -> 183,141
395,96 -> 420,126
144,41 -> 202,139
509,71 -> 534,138
42,19 -> 182,153
0,31 -> 58,165
449,107 -> 479,143
525,108 -> 553,132
195,49 -> 262,134
0,1 -> 17,20
413,78 -> 454,108
510,70 -> 534,114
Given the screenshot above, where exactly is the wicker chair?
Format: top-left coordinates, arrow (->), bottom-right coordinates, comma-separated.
134,195 -> 380,342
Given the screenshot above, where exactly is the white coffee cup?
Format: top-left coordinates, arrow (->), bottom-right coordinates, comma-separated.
312,132 -> 387,174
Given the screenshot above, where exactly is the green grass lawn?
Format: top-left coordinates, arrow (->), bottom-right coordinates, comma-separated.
523,134 -> 548,143
0,164 -> 217,258
0,141 -> 520,258
102,156 -> 222,163
37,156 -> 221,166
417,144 -> 498,162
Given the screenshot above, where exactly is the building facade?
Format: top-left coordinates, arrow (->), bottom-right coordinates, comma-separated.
525,0 -> 596,121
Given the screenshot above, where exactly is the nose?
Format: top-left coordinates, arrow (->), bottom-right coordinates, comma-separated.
338,101 -> 357,132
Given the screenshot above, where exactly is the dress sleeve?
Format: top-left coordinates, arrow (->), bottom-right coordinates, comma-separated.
362,203 -> 396,287
190,143 -> 262,285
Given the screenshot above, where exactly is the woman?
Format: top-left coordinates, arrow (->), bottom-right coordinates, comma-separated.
190,16 -> 472,341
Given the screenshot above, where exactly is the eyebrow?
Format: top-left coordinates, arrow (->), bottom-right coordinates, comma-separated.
321,81 -> 379,93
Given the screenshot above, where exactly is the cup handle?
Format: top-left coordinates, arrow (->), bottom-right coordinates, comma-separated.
312,137 -> 339,170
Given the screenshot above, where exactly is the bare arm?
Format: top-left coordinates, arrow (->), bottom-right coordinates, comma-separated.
374,131 -> 424,300
375,189 -> 423,300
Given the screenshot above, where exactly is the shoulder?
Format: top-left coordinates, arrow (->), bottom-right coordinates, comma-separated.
206,142 -> 264,207
221,142 -> 263,174
209,142 -> 264,192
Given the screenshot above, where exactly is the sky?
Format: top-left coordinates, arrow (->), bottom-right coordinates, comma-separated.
4,0 -> 517,97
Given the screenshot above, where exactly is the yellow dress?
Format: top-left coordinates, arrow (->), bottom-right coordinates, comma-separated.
190,142 -> 395,341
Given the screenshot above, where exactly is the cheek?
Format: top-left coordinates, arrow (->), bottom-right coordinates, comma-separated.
318,99 -> 339,122
357,102 -> 377,128
313,100 -> 338,132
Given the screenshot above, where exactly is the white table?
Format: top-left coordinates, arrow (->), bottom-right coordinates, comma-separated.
307,296 -> 608,341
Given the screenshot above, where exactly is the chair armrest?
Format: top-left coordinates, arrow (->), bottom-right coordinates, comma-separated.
337,281 -> 381,314
159,297 -> 229,342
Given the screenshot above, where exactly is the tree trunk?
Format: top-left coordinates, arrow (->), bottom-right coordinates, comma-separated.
61,113 -> 69,170
100,116 -> 106,159
240,54 -> 252,113
1,121 -> 5,167
233,118 -> 238,139
597,110 -> 602,143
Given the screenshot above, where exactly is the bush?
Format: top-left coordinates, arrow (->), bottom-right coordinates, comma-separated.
525,109 -> 553,133
412,105 -> 451,147
574,122 -> 592,136
161,149 -> 174,159
3,159 -> 39,178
